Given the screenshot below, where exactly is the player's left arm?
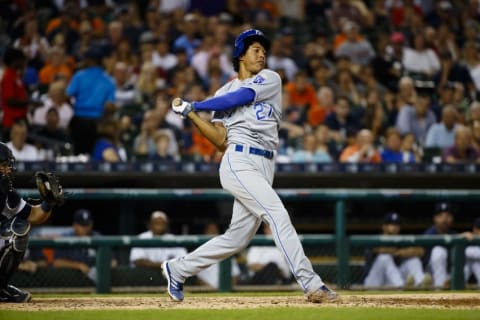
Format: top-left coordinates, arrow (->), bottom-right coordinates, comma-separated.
28,205 -> 52,225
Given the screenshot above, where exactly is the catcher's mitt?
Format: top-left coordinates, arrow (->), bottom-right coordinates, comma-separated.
35,171 -> 65,207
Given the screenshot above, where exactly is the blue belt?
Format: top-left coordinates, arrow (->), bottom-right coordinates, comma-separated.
234,144 -> 274,160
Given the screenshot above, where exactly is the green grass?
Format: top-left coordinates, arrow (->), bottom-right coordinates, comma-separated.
1,308 -> 478,320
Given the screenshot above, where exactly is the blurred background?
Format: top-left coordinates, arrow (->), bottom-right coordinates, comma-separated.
1,0 -> 480,293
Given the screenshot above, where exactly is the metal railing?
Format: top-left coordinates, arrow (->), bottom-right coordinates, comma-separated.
28,234 -> 480,293
22,188 -> 480,292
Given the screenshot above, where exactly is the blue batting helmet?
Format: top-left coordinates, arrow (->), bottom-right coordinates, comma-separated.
233,29 -> 271,59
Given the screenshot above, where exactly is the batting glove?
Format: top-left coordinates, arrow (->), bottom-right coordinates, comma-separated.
172,98 -> 194,117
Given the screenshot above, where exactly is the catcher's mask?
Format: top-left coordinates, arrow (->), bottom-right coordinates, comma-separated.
0,142 -> 16,177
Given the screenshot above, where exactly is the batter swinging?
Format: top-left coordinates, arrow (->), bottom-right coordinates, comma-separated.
162,29 -> 337,303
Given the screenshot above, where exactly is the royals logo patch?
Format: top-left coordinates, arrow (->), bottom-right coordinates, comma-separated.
253,74 -> 265,84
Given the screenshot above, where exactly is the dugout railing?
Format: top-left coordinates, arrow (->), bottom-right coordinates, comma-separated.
27,234 -> 480,293
21,188 -> 480,293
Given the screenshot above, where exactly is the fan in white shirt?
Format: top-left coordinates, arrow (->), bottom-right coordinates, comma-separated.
31,80 -> 73,129
6,120 -> 43,161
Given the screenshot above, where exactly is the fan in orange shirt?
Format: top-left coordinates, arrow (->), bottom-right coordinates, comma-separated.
38,46 -> 72,85
285,70 -> 326,126
339,129 -> 381,163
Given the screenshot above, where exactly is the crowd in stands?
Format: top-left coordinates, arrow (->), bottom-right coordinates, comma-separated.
1,0 -> 480,164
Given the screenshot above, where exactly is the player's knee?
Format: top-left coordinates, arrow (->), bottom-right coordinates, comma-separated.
430,246 -> 448,264
376,254 -> 395,264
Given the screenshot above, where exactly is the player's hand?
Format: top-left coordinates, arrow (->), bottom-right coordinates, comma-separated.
171,97 -> 194,117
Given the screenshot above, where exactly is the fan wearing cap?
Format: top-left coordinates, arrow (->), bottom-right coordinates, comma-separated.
129,211 -> 187,269
424,202 -> 457,288
461,217 -> 480,287
364,212 -> 432,288
52,209 -> 112,282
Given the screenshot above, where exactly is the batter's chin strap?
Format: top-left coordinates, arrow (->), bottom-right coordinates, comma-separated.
0,216 -> 30,288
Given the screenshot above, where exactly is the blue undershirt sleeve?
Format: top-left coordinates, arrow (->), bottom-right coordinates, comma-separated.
193,87 -> 255,112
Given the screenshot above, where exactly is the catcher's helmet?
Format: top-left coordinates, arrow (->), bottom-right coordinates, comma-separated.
0,142 -> 15,171
233,29 -> 271,59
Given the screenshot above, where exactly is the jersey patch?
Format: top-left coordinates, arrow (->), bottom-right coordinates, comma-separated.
253,74 -> 266,84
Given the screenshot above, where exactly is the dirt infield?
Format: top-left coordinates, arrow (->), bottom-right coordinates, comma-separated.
2,293 -> 480,311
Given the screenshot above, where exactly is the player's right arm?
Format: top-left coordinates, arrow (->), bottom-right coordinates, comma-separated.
187,112 -> 227,152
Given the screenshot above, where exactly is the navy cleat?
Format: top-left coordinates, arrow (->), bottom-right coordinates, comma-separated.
161,261 -> 184,302
0,285 -> 32,303
305,285 -> 338,303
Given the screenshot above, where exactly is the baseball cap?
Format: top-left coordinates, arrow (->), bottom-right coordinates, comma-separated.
74,209 -> 93,226
434,202 -> 454,215
383,212 -> 401,225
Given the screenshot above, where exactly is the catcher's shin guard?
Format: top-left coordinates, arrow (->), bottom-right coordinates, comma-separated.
0,242 -> 26,288
0,217 -> 29,288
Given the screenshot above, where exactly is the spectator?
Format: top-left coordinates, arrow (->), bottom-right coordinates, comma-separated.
381,127 -> 416,163
334,21 -> 375,67
324,95 -> 361,148
196,222 -> 241,290
291,132 -> 332,163
13,18 -> 49,70
424,202 -> 457,288
135,61 -> 163,106
246,224 -> 292,285
364,212 -> 432,288
361,89 -> 388,139
462,217 -> 480,287
285,70 -> 321,123
329,0 -> 372,32
150,131 -> 174,161
395,91 -> 437,145
112,61 -> 136,109
34,108 -> 69,154
425,104 -> 460,149
402,33 -> 441,79
67,46 -> 116,155
32,80 -> 73,129
267,38 -> 298,81
471,120 -> 480,151
442,125 -> 480,163
52,209 -> 114,283
1,48 -> 30,136
6,119 -> 43,161
133,97 -> 180,160
129,211 -> 187,269
173,13 -> 202,62
436,50 -> 475,97
339,129 -> 381,163
307,85 -> 333,128
401,132 -> 422,162
92,118 -> 127,162
152,37 -> 178,72
38,46 -> 72,87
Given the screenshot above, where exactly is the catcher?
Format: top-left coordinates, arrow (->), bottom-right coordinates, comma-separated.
0,142 -> 64,302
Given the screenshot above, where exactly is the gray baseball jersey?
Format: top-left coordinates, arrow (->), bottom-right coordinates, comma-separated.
211,69 -> 282,151
167,68 -> 326,294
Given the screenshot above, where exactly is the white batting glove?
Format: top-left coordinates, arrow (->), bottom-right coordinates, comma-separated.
171,98 -> 194,117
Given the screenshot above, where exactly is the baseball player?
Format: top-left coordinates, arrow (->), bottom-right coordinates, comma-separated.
0,142 -> 63,302
363,212 -> 432,288
463,217 -> 480,287
161,29 -> 338,303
